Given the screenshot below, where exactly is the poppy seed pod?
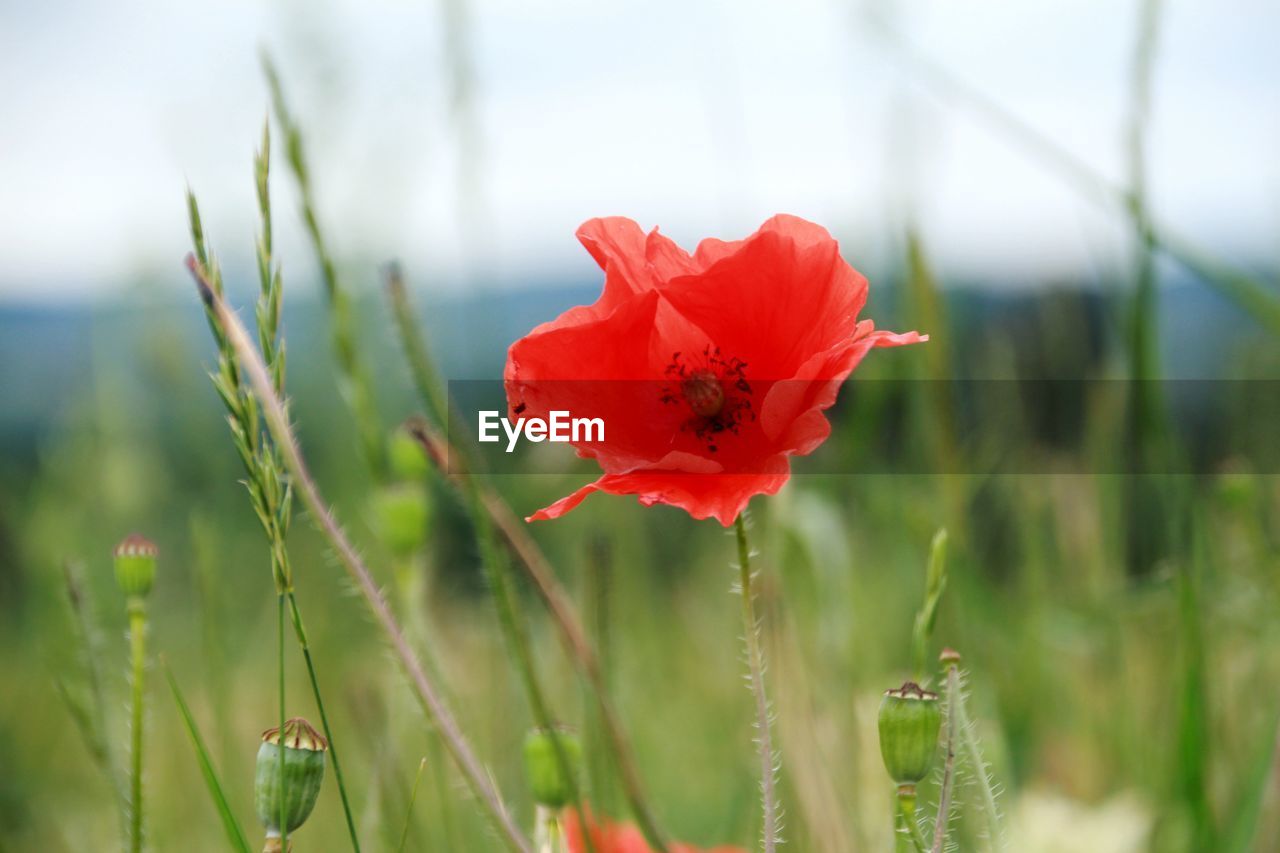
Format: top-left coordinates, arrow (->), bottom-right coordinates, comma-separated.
387,427 -> 431,482
523,726 -> 582,809
255,717 -> 327,838
113,534 -> 157,599
372,483 -> 430,557
878,682 -> 941,785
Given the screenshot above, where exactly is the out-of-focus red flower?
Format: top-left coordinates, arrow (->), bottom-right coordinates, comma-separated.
565,811 -> 745,853
505,215 -> 925,525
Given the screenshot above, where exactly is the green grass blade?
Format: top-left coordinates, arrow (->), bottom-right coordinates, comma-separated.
1224,706 -> 1280,853
396,757 -> 428,853
162,661 -> 253,853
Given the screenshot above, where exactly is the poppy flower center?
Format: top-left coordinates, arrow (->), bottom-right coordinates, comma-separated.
661,346 -> 755,453
681,370 -> 725,418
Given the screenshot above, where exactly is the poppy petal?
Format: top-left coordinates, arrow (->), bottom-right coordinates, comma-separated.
662,222 -> 869,380
528,459 -> 789,527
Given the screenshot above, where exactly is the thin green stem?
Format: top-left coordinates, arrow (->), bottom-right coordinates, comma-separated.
735,514 -> 778,853
396,758 -> 428,853
286,591 -> 361,852
277,592 -> 288,851
896,788 -> 927,853
192,266 -> 530,852
128,599 -> 147,853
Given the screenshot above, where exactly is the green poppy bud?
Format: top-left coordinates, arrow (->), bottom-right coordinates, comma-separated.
372,483 -> 430,557
878,682 -> 941,785
255,717 -> 327,838
113,534 -> 157,599
388,427 -> 431,482
523,726 -> 582,809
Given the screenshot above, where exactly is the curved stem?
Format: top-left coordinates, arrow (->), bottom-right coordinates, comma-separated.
735,515 -> 778,852
128,599 -> 147,853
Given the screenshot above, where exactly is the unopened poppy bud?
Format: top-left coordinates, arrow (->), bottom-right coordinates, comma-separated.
372,483 -> 430,557
255,717 -> 327,839
388,427 -> 431,481
878,682 -> 941,785
523,726 -> 582,809
113,534 -> 157,599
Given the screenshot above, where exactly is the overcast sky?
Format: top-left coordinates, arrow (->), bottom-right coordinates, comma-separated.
1,0 -> 1276,300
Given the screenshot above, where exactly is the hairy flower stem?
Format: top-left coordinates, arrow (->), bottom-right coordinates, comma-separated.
191,264 -> 531,853
735,514 -> 779,852
392,272 -> 670,850
954,691 -> 1001,849
127,597 -> 147,853
931,664 -> 960,853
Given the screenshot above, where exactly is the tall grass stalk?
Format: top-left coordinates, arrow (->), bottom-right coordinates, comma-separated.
58,560 -> 125,831
188,264 -> 532,853
1176,520 -> 1213,849
262,54 -> 386,481
734,513 -> 780,852
866,20 -> 1280,335
391,273 -> 670,849
188,143 -> 361,849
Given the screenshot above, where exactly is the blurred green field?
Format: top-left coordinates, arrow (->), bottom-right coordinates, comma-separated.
1,254 -> 1278,852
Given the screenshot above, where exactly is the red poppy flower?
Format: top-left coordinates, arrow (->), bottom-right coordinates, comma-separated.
505,214 -> 925,525
565,811 -> 745,853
